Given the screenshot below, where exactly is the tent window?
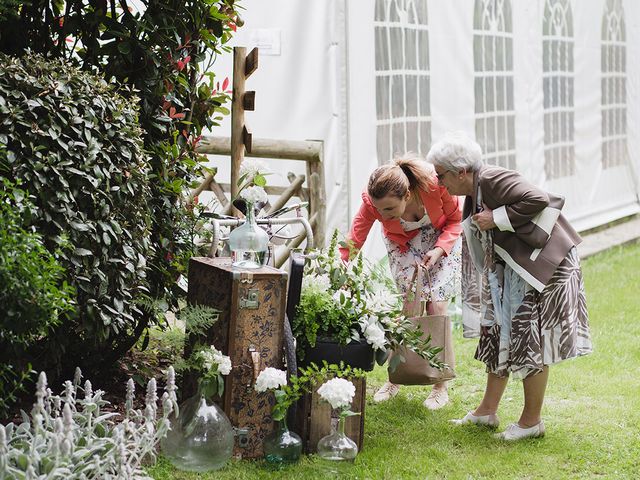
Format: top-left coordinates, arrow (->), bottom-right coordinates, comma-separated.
473,0 -> 516,170
374,0 -> 431,164
601,0 -> 628,169
542,0 -> 575,179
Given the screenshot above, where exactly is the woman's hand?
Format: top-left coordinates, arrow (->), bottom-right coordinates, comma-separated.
422,247 -> 445,269
472,208 -> 496,231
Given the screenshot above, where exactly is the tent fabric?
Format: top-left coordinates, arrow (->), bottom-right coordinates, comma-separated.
209,0 -> 640,259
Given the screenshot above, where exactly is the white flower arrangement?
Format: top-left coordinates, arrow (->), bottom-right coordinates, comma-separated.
293,230 -> 444,372
254,367 -> 292,421
193,345 -> 232,398
360,316 -> 387,350
316,377 -> 356,411
239,159 -> 270,181
254,367 -> 287,393
239,185 -> 268,205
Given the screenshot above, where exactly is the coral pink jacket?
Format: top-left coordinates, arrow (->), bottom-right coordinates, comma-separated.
340,186 -> 462,261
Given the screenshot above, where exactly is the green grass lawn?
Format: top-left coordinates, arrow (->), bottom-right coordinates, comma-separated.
148,242 -> 640,479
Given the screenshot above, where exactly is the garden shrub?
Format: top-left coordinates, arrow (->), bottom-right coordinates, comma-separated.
0,53 -> 153,369
0,1 -> 240,310
0,180 -> 76,415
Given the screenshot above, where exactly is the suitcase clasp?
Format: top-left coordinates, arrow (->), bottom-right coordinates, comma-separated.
248,345 -> 261,386
239,288 -> 260,309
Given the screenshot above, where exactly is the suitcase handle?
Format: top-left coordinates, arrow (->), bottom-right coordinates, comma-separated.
248,346 -> 261,386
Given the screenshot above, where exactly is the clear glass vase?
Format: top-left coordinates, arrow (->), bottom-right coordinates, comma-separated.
161,393 -> 234,472
228,201 -> 269,269
263,417 -> 303,467
316,415 -> 358,462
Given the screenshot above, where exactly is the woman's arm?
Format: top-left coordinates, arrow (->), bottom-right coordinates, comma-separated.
432,186 -> 462,255
339,195 -> 378,261
480,168 -> 549,233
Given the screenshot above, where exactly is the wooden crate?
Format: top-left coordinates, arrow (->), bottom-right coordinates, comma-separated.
294,376 -> 366,453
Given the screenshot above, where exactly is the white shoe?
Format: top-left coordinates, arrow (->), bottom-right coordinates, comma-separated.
494,421 -> 545,441
450,411 -> 500,428
423,388 -> 449,410
373,382 -> 399,403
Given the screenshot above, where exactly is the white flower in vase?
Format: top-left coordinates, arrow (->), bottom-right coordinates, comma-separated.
239,159 -> 270,181
316,377 -> 356,410
254,367 -> 287,392
239,185 -> 268,205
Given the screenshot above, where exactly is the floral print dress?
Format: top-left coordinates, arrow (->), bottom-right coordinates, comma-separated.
384,214 -> 461,302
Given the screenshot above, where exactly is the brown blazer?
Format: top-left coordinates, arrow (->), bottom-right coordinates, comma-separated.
463,165 -> 582,292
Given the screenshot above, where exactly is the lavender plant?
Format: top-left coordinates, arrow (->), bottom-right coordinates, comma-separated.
0,367 -> 178,479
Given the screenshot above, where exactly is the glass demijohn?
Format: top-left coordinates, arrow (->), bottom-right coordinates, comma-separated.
161,393 -> 234,472
263,418 -> 303,466
316,416 -> 358,462
228,202 -> 269,269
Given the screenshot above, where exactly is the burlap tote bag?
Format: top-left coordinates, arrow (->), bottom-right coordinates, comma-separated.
388,264 -> 456,385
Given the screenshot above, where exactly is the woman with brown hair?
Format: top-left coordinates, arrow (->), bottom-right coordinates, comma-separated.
340,154 -> 462,409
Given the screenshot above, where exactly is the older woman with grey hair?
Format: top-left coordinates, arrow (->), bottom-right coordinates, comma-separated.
427,131 -> 592,441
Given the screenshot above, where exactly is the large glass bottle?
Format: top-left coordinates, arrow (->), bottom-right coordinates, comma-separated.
263,417 -> 303,466
161,392 -> 234,472
228,201 -> 269,269
316,415 -> 358,462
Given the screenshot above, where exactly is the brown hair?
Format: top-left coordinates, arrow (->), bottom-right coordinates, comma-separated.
367,154 -> 436,200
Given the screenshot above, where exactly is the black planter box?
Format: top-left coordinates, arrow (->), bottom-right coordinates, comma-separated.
300,338 -> 375,371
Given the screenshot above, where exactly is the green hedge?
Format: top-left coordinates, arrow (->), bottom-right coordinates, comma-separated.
0,179 -> 76,414
0,53 -> 153,367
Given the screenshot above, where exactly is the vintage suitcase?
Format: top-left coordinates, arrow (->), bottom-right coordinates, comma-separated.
186,257 -> 288,458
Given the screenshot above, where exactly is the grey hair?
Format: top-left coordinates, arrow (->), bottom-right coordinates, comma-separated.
426,131 -> 483,172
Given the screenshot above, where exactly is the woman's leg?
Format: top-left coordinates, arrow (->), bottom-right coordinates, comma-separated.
518,366 -> 549,427
474,372 -> 509,416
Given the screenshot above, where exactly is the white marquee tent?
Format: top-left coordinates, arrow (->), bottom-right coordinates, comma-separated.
208,0 -> 640,258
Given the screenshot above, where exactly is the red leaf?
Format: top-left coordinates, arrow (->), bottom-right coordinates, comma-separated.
168,107 -> 185,119
222,77 -> 229,91
228,22 -> 237,32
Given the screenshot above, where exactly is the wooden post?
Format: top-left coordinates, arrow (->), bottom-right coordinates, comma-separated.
307,140 -> 326,247
230,47 -> 247,214
230,47 -> 258,216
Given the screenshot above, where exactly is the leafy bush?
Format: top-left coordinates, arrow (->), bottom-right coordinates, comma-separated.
0,368 -> 177,479
0,0 -> 240,306
0,53 -> 153,367
0,180 -> 76,415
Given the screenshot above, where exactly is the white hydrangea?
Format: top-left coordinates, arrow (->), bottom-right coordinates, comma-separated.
317,377 -> 356,410
239,159 -> 269,179
196,346 -> 232,375
213,351 -> 232,375
254,367 -> 287,392
239,185 -> 268,204
362,320 -> 387,350
302,273 -> 331,292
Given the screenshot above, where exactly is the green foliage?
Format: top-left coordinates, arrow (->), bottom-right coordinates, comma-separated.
0,180 -> 76,415
0,0 -> 240,306
271,362 -> 365,422
0,53 -> 153,366
293,230 -> 442,369
293,287 -> 346,357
